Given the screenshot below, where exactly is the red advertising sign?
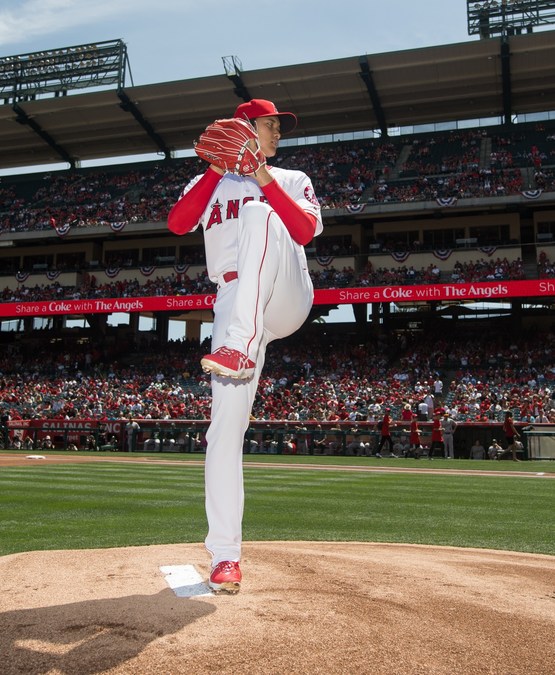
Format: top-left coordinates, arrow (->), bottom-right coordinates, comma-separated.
313,279 -> 555,304
0,280 -> 553,318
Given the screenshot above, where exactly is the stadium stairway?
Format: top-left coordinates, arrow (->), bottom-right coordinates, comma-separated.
479,136 -> 492,169
388,144 -> 413,180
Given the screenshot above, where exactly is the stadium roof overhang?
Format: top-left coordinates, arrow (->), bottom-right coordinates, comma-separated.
1,31 -> 554,170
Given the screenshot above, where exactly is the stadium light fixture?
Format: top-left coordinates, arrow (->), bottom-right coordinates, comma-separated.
0,39 -> 131,105
467,0 -> 555,38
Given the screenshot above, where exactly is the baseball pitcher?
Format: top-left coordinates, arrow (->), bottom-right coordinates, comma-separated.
168,99 -> 323,592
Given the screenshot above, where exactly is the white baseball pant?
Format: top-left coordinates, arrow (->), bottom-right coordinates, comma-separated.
204,202 -> 313,565
444,434 -> 454,458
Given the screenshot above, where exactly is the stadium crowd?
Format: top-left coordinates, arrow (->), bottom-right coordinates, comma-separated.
0,254 -> 531,304
1,325 -> 554,427
1,123 -> 555,237
2,123 -> 555,454
537,251 -> 555,278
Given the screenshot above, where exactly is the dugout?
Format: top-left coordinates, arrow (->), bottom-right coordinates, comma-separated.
523,428 -> 555,460
3,418 -> 548,461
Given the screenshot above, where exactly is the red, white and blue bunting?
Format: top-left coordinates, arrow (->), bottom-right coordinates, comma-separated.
389,251 -> 411,263
105,267 -> 121,278
346,204 -> 366,214
174,263 -> 190,275
46,270 -> 61,281
15,271 -> 30,283
316,255 -> 335,267
49,218 -> 71,237
109,221 -> 127,233
140,266 -> 156,277
436,197 -> 458,207
433,249 -> 453,261
521,189 -> 543,200
479,246 -> 498,257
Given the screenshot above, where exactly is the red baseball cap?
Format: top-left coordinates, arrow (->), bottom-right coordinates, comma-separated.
234,99 -> 297,134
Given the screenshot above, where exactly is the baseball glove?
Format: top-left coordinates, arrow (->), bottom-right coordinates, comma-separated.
194,118 -> 266,175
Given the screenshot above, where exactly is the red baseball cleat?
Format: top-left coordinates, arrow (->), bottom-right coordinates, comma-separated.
201,347 -> 255,379
209,561 -> 242,594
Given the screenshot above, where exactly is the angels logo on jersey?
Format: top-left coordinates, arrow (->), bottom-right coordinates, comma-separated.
205,196 -> 269,230
304,185 -> 320,207
206,200 -> 224,230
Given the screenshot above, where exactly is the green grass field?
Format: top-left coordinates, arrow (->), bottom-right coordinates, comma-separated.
0,452 -> 554,557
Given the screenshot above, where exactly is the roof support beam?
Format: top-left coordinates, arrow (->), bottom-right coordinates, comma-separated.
358,56 -> 388,137
228,73 -> 250,102
500,37 -> 512,126
118,89 -> 172,159
12,103 -> 76,168
222,56 -> 251,102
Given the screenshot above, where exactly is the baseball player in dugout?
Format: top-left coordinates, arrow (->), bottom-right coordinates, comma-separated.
168,99 -> 323,593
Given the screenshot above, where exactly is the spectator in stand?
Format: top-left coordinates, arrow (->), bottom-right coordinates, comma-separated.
433,377 -> 444,401
417,398 -> 429,422
423,391 -> 435,418
400,403 -> 413,421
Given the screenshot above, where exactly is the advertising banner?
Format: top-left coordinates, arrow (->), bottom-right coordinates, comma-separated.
0,280 -> 553,318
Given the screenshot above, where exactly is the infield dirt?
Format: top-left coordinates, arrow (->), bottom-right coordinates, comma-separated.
1,453 -> 554,674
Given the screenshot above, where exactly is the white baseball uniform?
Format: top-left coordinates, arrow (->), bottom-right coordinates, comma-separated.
442,416 -> 457,458
176,166 -> 322,566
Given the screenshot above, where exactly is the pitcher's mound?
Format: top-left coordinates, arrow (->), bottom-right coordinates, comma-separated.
1,542 -> 554,674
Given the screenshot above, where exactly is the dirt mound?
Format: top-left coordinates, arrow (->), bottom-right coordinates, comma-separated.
1,541 -> 554,674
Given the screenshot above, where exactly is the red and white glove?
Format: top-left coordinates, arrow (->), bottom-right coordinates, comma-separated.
194,118 -> 266,176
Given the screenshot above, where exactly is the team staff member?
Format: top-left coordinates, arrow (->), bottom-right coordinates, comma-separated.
428,412 -> 444,459
408,414 -> 422,458
376,408 -> 395,457
168,99 -> 323,593
502,410 -> 521,461
442,411 -> 457,459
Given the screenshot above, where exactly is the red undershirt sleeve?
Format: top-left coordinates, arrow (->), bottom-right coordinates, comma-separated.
260,179 -> 318,246
167,167 -> 222,235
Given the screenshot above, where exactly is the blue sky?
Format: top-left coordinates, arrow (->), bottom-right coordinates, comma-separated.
0,1 -> 476,85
